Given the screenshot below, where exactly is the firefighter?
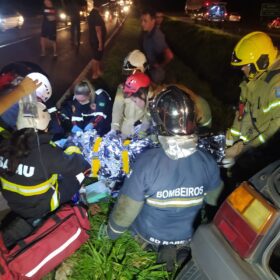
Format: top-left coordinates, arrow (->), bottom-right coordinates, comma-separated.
110,50 -> 150,138
225,32 -> 280,162
119,72 -> 213,138
60,79 -> 112,136
107,86 -> 223,271
0,102 -> 90,225
0,62 -> 53,139
154,84 -> 212,134
0,76 -> 40,115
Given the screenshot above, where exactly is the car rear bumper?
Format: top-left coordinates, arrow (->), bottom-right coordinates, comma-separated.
189,224 -> 264,280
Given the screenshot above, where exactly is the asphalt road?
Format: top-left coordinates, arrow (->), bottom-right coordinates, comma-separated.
0,16 -> 119,107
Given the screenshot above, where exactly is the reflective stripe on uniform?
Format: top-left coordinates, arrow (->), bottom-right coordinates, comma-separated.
71,116 -> 83,122
50,183 -> 59,211
263,100 -> 280,113
1,174 -> 58,196
64,146 -> 82,155
240,135 -> 249,142
230,128 -> 241,136
0,127 -> 6,133
82,112 -> 107,119
258,134 -> 265,143
146,197 -> 204,208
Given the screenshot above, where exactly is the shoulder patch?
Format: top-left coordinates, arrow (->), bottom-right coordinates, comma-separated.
275,86 -> 280,98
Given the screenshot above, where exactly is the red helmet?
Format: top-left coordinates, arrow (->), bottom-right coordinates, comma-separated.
123,72 -> 151,97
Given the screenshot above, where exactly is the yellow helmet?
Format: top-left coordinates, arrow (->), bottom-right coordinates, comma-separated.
231,31 -> 278,79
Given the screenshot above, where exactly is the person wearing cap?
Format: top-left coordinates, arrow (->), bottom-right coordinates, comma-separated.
60,79 -> 112,136
0,102 -> 90,230
110,50 -> 151,138
107,85 -> 223,271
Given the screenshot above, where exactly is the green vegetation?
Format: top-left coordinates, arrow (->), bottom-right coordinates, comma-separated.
46,13 -> 244,279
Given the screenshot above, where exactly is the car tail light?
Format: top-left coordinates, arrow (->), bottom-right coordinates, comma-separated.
214,182 -> 277,258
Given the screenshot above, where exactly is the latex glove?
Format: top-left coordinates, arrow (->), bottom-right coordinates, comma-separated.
220,157 -> 235,169
225,141 -> 244,158
71,125 -> 83,133
84,123 -> 94,132
54,138 -> 68,148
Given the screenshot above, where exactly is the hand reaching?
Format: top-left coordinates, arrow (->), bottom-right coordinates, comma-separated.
18,77 -> 42,97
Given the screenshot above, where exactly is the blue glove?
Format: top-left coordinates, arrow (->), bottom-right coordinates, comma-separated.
71,125 -> 83,133
54,138 -> 68,148
84,123 -> 94,132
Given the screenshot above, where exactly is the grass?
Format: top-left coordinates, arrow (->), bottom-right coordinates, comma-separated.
45,12 -> 242,280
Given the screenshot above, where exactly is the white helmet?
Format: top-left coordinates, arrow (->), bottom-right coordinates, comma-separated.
17,102 -> 51,131
122,50 -> 148,75
27,72 -> 52,102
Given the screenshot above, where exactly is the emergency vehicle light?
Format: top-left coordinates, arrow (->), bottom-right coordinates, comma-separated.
214,182 -> 277,258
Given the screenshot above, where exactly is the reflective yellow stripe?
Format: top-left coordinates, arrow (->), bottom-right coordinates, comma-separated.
64,146 -> 82,155
50,182 -> 59,211
258,134 -> 265,143
230,128 -> 241,136
0,127 -> 6,133
122,140 -> 130,174
92,159 -> 101,178
1,174 -> 58,196
49,141 -> 56,147
93,137 -> 102,152
92,137 -> 102,177
263,101 -> 280,113
240,135 -> 249,142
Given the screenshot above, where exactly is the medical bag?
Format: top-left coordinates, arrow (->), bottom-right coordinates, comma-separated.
0,204 -> 90,280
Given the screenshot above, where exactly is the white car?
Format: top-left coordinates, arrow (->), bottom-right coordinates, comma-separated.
0,8 -> 24,32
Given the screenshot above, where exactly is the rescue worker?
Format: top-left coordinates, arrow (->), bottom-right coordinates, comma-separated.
0,102 -> 91,226
121,72 -> 152,138
225,32 -> 280,165
0,76 -> 40,115
60,79 -> 112,136
121,73 -> 212,137
0,62 -> 53,138
110,50 -> 150,138
107,86 -> 223,271
154,84 -> 212,134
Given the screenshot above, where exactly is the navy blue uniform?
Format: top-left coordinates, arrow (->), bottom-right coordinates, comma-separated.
108,147 -> 221,245
61,89 -> 112,136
